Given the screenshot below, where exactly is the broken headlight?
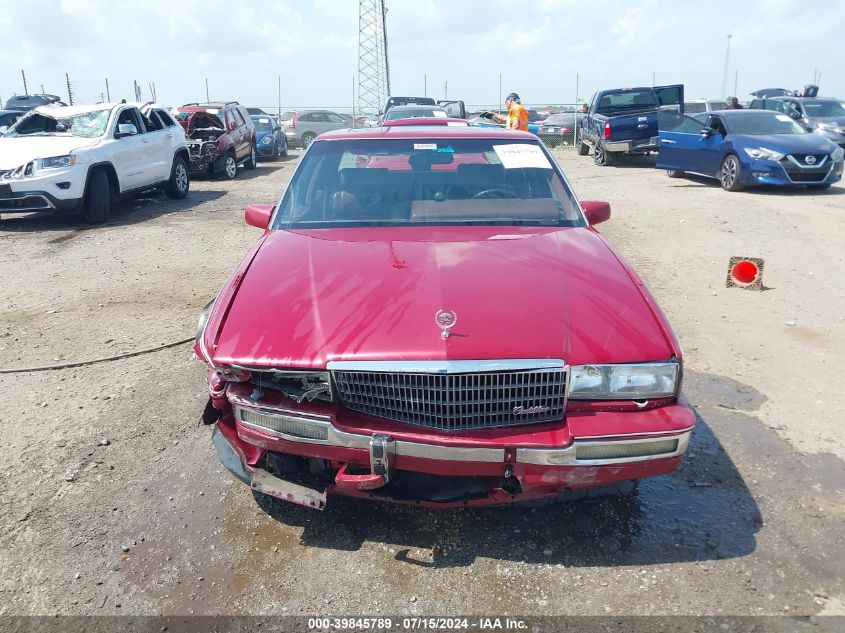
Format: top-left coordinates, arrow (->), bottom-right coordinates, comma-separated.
195,299 -> 215,346
249,369 -> 333,404
569,362 -> 679,400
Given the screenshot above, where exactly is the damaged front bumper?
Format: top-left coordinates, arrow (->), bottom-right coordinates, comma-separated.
210,392 -> 695,509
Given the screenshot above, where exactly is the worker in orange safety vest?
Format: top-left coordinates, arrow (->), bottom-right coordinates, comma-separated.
490,92 -> 529,131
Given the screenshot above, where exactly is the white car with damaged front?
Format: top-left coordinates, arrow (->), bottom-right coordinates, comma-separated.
0,103 -> 190,223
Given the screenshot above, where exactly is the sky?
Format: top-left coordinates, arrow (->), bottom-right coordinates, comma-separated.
1,0 -> 842,112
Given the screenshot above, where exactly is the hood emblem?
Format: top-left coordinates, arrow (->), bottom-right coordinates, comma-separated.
435,310 -> 457,339
805,155 -> 817,165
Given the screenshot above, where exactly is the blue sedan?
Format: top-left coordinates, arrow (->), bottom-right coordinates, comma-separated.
657,110 -> 843,191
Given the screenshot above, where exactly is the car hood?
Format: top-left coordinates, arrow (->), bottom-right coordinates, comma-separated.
813,116 -> 845,127
732,133 -> 837,154
0,135 -> 100,168
210,226 -> 676,368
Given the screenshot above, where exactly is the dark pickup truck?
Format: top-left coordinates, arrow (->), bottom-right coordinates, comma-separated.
383,96 -> 466,119
579,85 -> 683,165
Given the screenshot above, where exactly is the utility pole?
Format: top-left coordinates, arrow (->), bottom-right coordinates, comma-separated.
205,78 -> 210,103
424,74 -> 427,98
105,78 -> 110,102
734,69 -> 739,99
444,81 -> 447,100
720,34 -> 732,97
66,73 -> 75,105
21,69 -> 28,95
575,73 -> 579,104
498,73 -> 502,113
40,84 -> 45,94
652,71 -> 655,87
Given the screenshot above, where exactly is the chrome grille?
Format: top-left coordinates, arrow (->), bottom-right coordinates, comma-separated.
330,360 -> 565,431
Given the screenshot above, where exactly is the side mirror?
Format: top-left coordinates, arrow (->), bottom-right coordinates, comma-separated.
700,128 -> 715,137
245,203 -> 274,229
115,123 -> 138,138
581,200 -> 611,225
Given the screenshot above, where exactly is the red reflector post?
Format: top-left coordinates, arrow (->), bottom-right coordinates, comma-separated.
726,256 -> 765,290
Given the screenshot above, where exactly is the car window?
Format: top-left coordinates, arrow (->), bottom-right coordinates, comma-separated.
658,113 -> 706,133
684,102 -> 706,114
707,116 -> 728,136
802,101 -> 845,117
597,90 -> 658,110
116,108 -> 143,133
155,109 -> 177,127
724,112 -> 806,135
280,111 -> 294,122
274,138 -> 583,230
142,111 -> 163,132
298,113 -> 317,123
708,101 -> 727,111
252,117 -> 275,133
327,113 -> 347,124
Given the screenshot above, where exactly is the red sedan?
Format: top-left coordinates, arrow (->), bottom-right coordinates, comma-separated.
196,124 -> 694,509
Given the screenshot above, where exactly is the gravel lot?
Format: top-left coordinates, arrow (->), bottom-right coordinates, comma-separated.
0,150 -> 843,618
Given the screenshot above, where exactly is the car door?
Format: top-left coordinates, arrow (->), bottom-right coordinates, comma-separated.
110,107 -> 151,191
438,100 -> 466,119
654,84 -> 685,114
697,115 -> 729,174
140,110 -> 173,182
657,113 -> 715,173
325,111 -> 349,132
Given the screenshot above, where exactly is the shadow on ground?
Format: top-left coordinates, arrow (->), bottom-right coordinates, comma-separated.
0,189 -> 226,232
249,371 -> 775,569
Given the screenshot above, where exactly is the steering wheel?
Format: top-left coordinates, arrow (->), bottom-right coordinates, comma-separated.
472,187 -> 519,200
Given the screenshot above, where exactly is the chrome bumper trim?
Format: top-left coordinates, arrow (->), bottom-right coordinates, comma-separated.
232,403 -> 692,467
606,136 -> 659,152
0,193 -> 55,212
327,359 -> 565,373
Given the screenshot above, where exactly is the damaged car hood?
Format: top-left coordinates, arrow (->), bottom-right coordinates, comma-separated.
208,226 -> 676,368
0,136 -> 100,169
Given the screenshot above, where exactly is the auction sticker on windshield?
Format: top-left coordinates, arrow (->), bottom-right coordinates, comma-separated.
493,144 -> 552,169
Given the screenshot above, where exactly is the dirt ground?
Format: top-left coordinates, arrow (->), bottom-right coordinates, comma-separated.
0,150 -> 843,618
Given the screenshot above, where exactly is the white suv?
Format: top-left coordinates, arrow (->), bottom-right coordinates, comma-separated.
0,102 -> 190,223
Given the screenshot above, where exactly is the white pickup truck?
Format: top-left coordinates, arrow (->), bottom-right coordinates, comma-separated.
0,102 -> 190,223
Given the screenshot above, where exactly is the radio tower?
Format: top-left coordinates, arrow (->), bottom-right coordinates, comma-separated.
357,0 -> 390,114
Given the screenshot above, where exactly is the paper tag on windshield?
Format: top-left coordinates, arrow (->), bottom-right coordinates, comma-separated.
433,110 -> 448,118
414,143 -> 437,150
775,115 -> 791,122
493,144 -> 552,169
446,121 -> 468,126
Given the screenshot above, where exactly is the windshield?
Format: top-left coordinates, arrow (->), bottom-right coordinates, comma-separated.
274,138 -> 583,229
725,112 -> 806,135
385,108 -> 447,121
545,114 -> 576,125
6,109 -> 111,138
252,117 -> 275,132
803,100 -> 845,118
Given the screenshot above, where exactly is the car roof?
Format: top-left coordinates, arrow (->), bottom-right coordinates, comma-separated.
701,109 -> 784,117
31,103 -> 117,116
389,104 -> 446,111
317,125 -> 537,141
764,96 -> 838,102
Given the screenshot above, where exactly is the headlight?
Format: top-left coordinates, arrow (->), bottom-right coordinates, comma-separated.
743,147 -> 784,161
832,147 -> 844,161
260,135 -> 273,145
41,155 -> 77,169
569,362 -> 680,400
195,299 -> 214,346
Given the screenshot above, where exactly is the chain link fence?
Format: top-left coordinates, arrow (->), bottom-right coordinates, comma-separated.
249,102 -> 586,150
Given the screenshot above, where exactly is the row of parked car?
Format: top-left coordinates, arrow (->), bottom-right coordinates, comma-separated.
576,84 -> 844,191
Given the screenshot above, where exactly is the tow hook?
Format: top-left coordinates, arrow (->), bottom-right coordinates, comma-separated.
334,434 -> 394,492
502,464 -> 522,496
